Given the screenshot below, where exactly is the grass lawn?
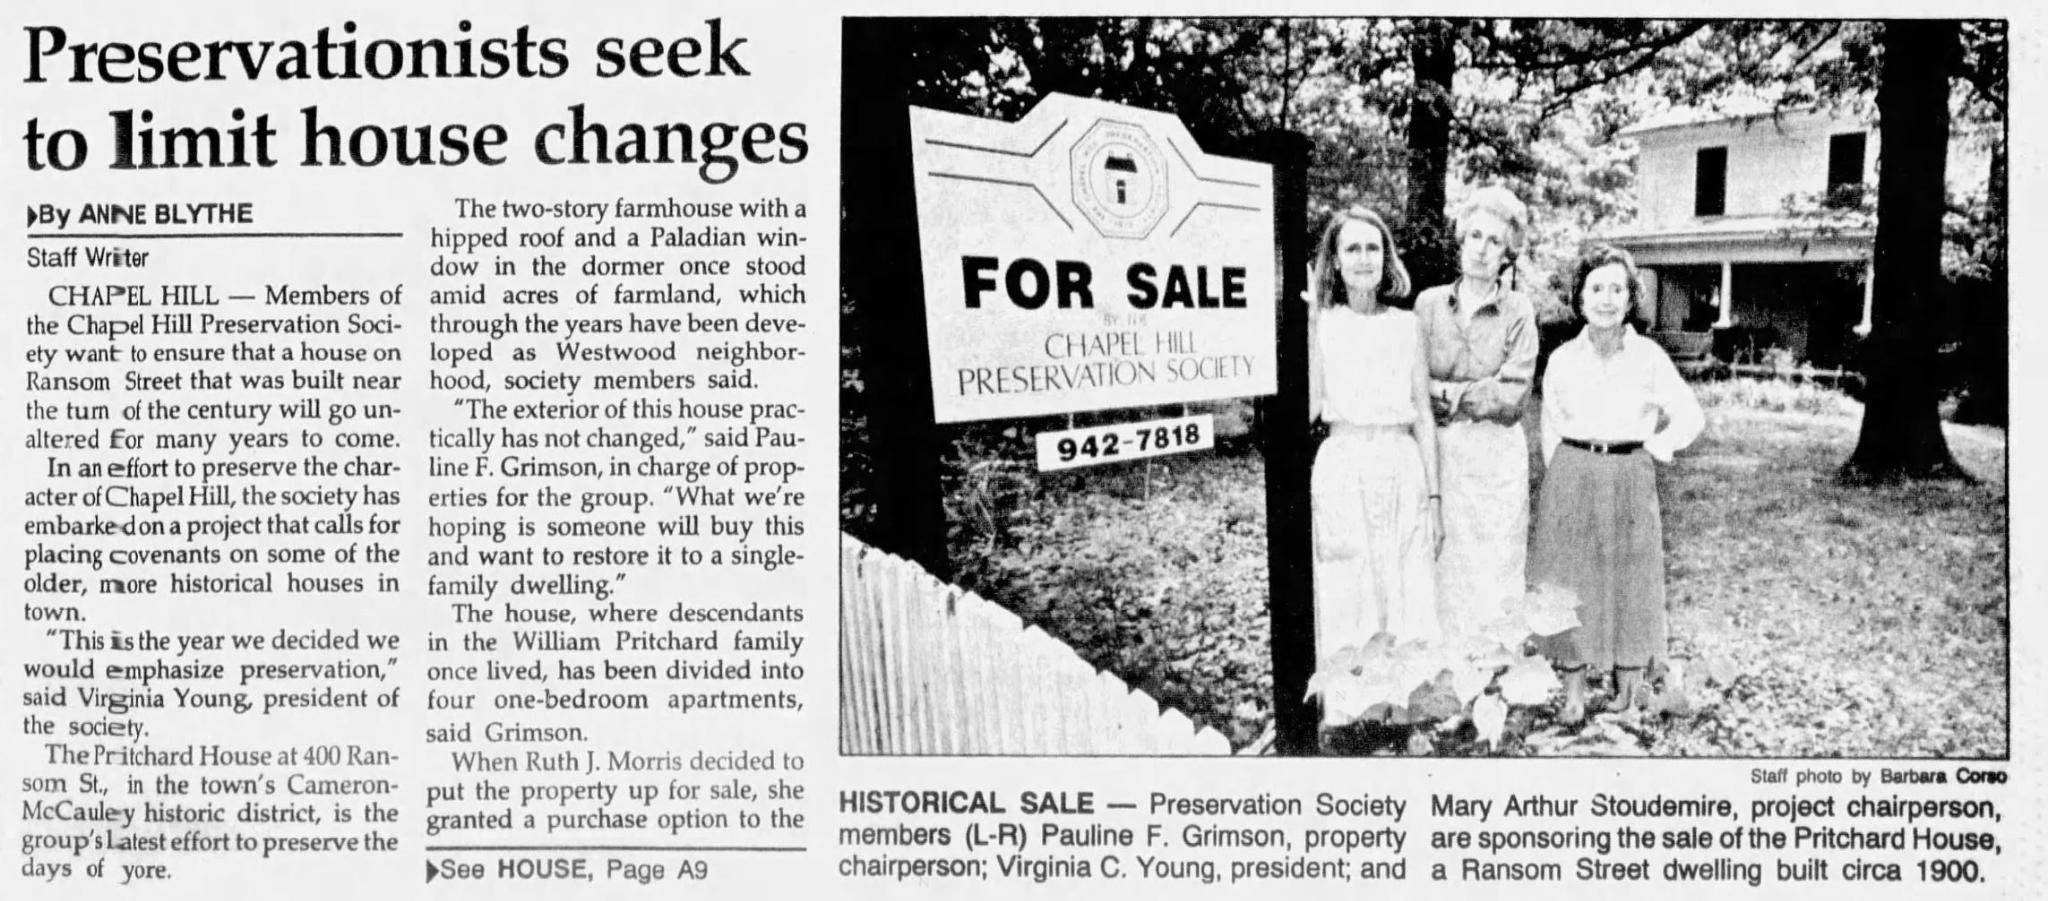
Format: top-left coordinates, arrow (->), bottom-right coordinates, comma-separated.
1654,409 -> 2007,757
946,402 -> 2008,757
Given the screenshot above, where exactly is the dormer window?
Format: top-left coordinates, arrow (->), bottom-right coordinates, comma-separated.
1695,146 -> 1727,217
1826,132 -> 1867,208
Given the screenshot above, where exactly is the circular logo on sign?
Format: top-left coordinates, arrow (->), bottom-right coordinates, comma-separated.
1071,121 -> 1170,240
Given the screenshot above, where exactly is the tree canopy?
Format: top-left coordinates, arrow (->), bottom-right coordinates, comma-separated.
853,17 -> 2007,475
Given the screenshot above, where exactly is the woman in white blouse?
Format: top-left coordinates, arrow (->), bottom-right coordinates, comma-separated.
1306,207 -> 1442,723
1533,244 -> 1704,724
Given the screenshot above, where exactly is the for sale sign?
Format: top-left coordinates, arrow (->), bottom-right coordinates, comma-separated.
909,93 -> 1276,423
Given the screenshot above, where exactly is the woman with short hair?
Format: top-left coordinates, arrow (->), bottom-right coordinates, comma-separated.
1414,186 -> 1540,639
1534,244 -> 1705,724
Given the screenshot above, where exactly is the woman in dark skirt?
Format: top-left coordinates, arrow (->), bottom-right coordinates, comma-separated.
1534,245 -> 1704,724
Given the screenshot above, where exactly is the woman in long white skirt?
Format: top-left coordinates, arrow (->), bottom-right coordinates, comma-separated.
1308,207 -> 1442,724
1413,187 -> 1540,638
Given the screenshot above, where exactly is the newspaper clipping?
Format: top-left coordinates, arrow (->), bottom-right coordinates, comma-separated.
2,3 -> 2035,899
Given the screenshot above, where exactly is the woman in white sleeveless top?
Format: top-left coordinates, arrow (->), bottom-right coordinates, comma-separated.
1307,207 -> 1443,723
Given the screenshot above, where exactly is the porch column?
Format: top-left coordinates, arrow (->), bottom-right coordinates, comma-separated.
1638,267 -> 1661,328
1855,259 -> 1875,336
1714,260 -> 1735,327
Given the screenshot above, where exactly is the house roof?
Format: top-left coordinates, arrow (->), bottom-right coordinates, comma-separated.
1609,214 -> 1868,240
1619,100 -> 1866,140
1606,215 -> 1872,264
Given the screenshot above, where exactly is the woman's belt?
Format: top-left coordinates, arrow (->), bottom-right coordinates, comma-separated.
1561,437 -> 1644,455
1328,422 -> 1411,437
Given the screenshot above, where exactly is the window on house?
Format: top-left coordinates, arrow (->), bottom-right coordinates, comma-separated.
1827,132 -> 1867,208
1695,146 -> 1727,217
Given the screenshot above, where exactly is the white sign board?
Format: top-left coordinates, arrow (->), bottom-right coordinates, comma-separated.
908,94 -> 1277,423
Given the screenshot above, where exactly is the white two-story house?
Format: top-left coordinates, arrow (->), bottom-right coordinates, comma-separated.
1609,104 -> 1880,370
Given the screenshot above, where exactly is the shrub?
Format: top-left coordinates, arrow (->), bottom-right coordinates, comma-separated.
1694,378 -> 1862,418
946,453 -> 1273,744
1309,587 -> 1578,750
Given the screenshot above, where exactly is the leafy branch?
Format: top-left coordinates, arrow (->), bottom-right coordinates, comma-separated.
1307,585 -> 1581,750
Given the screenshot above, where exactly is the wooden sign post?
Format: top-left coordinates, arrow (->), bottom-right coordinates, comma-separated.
1250,131 -> 1314,755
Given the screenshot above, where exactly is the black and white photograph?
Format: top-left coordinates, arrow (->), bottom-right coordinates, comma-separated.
839,17 -> 2008,758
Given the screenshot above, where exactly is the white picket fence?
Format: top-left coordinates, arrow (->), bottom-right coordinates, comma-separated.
840,534 -> 1233,755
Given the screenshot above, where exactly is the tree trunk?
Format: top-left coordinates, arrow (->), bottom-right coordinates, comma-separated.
1403,19 -> 1457,293
843,21 -> 953,574
1952,141 -> 2008,426
1842,20 -> 1971,483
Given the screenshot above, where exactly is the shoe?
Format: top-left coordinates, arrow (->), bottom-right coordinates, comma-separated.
1558,667 -> 1587,726
1610,667 -> 1648,713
